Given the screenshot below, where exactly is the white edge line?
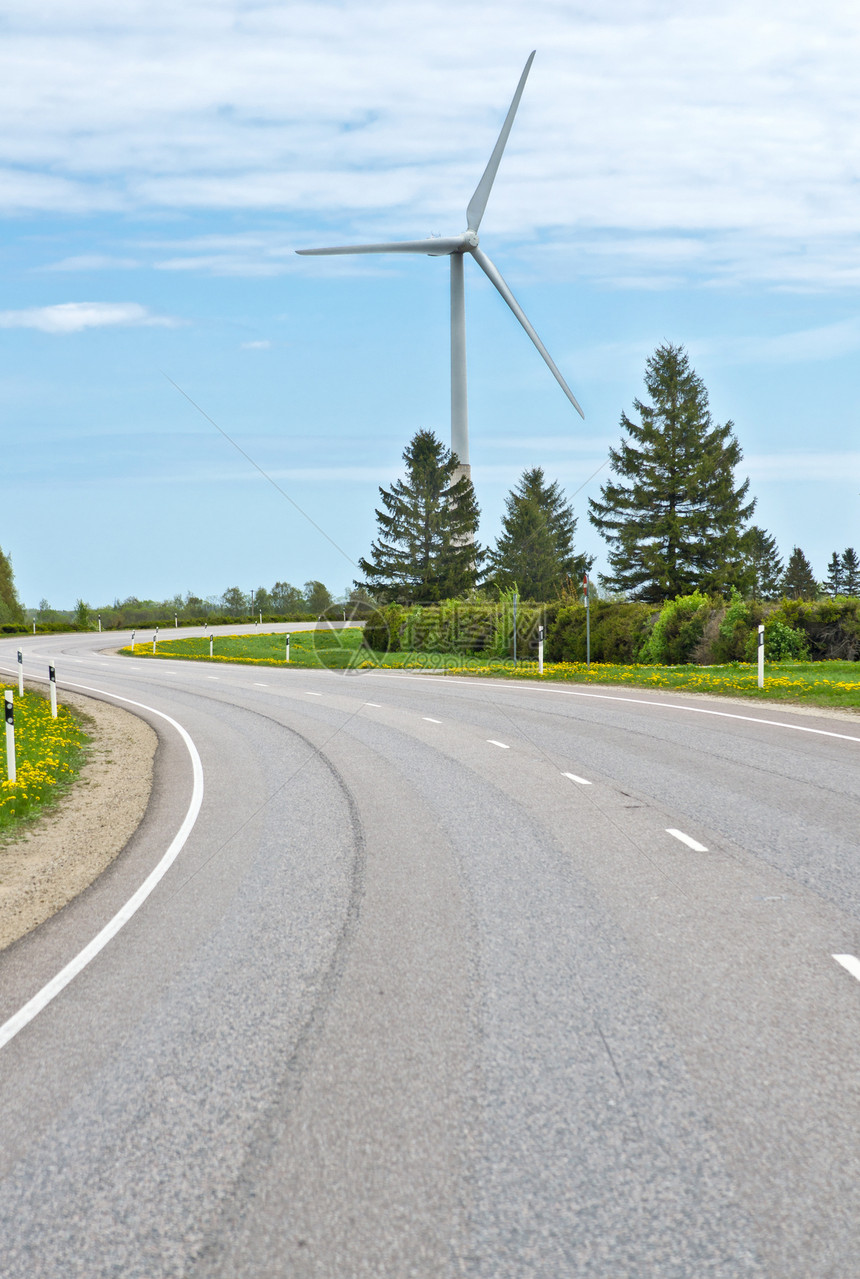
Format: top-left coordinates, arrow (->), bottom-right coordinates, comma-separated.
0,681 -> 204,1053
487,739 -> 510,749
833,954 -> 860,982
563,772 -> 592,785
666,827 -> 708,852
423,717 -> 442,723
362,672 -> 860,745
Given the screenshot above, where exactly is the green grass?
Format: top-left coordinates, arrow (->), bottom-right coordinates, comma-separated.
0,686 -> 90,832
120,629 -> 860,710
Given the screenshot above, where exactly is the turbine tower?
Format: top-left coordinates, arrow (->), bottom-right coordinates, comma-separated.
297,52 -> 584,483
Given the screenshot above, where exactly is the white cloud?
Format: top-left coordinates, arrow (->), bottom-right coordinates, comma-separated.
746,451 -> 860,481
43,254 -> 141,272
239,339 -> 271,349
1,1 -> 860,287
0,302 -> 181,333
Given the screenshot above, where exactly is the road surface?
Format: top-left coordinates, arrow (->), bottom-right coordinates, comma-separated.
1,628 -> 859,1278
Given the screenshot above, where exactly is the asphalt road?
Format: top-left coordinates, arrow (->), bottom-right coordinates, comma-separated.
1,628 -> 859,1278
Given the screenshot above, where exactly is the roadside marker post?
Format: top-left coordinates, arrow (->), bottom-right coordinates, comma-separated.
285,635 -> 291,663
209,634 -> 214,657
175,613 -> 178,628
49,665 -> 57,718
583,573 -> 591,667
152,631 -> 157,654
4,692 -> 15,784
758,624 -> 765,689
131,629 -> 136,652
538,625 -> 544,675
17,649 -> 23,696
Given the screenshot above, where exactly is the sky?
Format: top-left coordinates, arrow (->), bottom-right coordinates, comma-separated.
2,0 -> 859,609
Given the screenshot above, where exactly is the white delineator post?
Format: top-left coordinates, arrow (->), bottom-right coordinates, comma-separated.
757,624 -> 765,689
49,664 -> 57,718
538,624 -> 544,675
131,630 -> 136,653
98,614 -> 101,633
285,635 -> 291,663
17,649 -> 23,696
584,573 -> 591,667
4,691 -> 15,784
152,631 -> 157,654
209,634 -> 214,657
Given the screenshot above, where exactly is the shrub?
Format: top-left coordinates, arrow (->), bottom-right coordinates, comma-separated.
363,604 -> 404,652
639,593 -> 712,664
710,589 -> 759,663
546,601 -> 655,663
744,617 -> 809,662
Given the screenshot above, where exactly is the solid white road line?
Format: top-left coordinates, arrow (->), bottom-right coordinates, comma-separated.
423,717 -> 442,724
487,739 -> 510,749
563,772 -> 592,785
305,691 -> 322,697
253,682 -> 268,687
365,673 -> 860,746
364,702 -> 382,708
833,954 -> 860,982
666,828 -> 708,852
0,685 -> 204,1053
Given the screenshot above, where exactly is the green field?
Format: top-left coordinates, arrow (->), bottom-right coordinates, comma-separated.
0,686 -> 89,832
121,628 -> 860,710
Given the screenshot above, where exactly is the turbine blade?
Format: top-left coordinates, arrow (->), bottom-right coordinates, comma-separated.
297,236 -> 466,256
466,52 -> 536,234
470,246 -> 585,418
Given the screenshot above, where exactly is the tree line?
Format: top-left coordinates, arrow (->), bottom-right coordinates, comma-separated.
357,343 -> 855,605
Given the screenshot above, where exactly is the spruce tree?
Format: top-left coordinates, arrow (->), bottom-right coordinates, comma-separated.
487,467 -> 588,600
823,552 -> 843,597
745,526 -> 784,600
0,546 -> 25,625
842,547 -> 860,596
782,547 -> 818,600
589,343 -> 755,602
357,430 -> 482,602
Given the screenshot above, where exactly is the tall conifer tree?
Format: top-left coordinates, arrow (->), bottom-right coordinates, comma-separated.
782,547 -> 818,600
488,467 -> 588,599
589,344 -> 755,601
842,547 -> 859,596
0,545 -> 24,625
823,552 -> 843,597
745,526 -> 784,600
358,430 -> 482,602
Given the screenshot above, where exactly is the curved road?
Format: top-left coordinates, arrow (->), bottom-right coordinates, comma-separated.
1,629 -> 859,1278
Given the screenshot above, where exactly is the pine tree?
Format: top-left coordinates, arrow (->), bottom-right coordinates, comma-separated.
357,430 -> 482,602
782,547 -> 818,600
589,343 -> 755,602
745,526 -> 784,600
823,552 -> 843,597
0,546 -> 24,625
842,547 -> 860,596
487,467 -> 589,600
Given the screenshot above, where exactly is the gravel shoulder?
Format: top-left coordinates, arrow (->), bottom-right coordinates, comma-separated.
0,688 -> 157,952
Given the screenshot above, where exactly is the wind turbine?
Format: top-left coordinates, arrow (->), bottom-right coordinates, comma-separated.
297,51 -> 584,484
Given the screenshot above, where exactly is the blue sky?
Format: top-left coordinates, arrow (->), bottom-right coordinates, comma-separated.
2,0 -> 859,609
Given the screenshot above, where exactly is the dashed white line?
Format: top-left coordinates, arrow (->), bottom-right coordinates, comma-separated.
666,828 -> 708,852
487,739 -> 510,749
364,702 -> 382,708
833,954 -> 860,982
423,717 -> 442,724
304,691 -> 322,697
253,682 -> 268,687
207,676 -> 219,681
563,771 -> 592,785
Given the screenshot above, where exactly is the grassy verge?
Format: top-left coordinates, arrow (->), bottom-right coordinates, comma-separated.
1,686 -> 90,832
120,629 -> 860,710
